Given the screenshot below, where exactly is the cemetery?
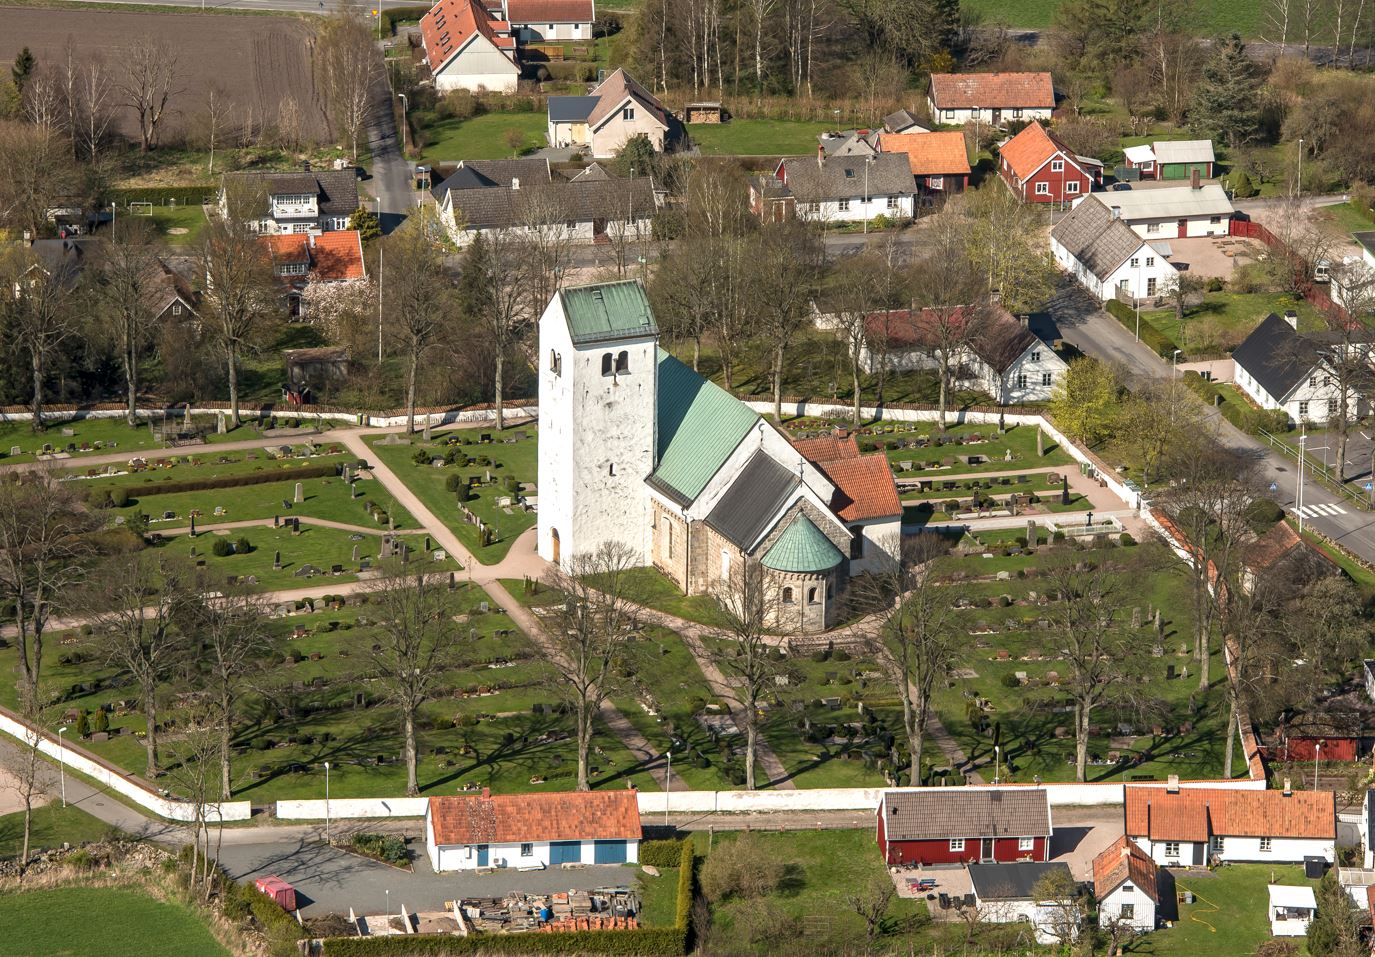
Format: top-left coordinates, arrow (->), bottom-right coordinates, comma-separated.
781,417 -> 1075,476
0,413 -> 314,464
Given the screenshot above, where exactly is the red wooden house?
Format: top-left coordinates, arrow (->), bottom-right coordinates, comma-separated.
877,788 -> 1053,867
998,121 -> 1101,204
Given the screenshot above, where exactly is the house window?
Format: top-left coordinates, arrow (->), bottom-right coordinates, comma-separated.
844,169 -> 855,179
1123,884 -> 1134,893
1035,182 -> 1050,195
849,530 -> 863,560
520,843 -> 533,857
1210,216 -> 1221,224
838,199 -> 851,212
1031,350 -> 1041,361
1322,375 -> 1331,386
1065,180 -> 1079,194
1051,159 -> 1064,172
548,22 -> 555,28
601,353 -> 613,376
1211,836 -> 1225,854
292,223 -> 310,234
1016,373 -> 1028,389
943,110 -> 955,121
623,107 -> 636,121
1164,842 -> 1180,858
549,349 -> 561,375
609,463 -> 617,476
807,587 -> 819,605
615,350 -> 629,374
666,522 -> 673,559
1130,257 -> 1140,268
782,586 -> 794,603
1299,401 -> 1309,418
1018,837 -> 1034,851
1013,108 -> 1023,119
929,176 -> 944,190
886,195 -> 899,210
1146,257 -> 1155,267
1041,372 -> 1053,386
1121,903 -> 1136,919
1146,222 -> 1160,234
1309,375 -> 1317,387
1147,278 -> 1157,296
949,838 -> 965,852
172,303 -> 183,316
1328,398 -> 1338,417
720,549 -> 730,580
1260,837 -> 1273,852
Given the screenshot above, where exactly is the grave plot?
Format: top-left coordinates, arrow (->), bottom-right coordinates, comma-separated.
0,416 -> 243,464
901,471 -> 1091,523
782,418 -> 1073,475
370,428 -> 537,565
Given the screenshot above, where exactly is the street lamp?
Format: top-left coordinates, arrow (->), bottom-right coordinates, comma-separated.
385,889 -> 390,930
993,745 -> 1001,785
398,94 -> 409,158
1172,349 -> 1182,376
663,751 -> 672,828
1314,740 -> 1322,791
1298,138 -> 1305,196
1297,431 -> 1308,534
56,726 -> 68,808
324,761 -> 331,846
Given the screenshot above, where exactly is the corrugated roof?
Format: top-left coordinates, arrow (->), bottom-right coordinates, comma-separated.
928,72 -> 1055,110
1050,197 -> 1148,281
1103,184 -> 1233,221
969,862 -> 1071,901
650,349 -> 759,505
1124,786 -> 1336,841
1152,139 -> 1216,165
560,280 -> 657,345
760,514 -> 844,572
705,451 -> 801,550
1231,313 -> 1319,402
428,790 -> 641,845
1123,144 -> 1155,164
881,789 -> 1052,842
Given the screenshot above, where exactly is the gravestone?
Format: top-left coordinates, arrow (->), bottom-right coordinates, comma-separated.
273,550 -> 282,571
189,516 -> 196,536
213,506 -> 225,517
1131,607 -> 1142,629
1061,477 -> 1070,506
1026,520 -> 1036,545
294,482 -> 303,504
423,418 -> 432,442
400,544 -> 411,563
434,549 -> 446,562
8,447 -> 19,457
273,515 -> 280,527
291,518 -> 302,535
1004,449 -> 1013,462
425,536 -> 431,551
352,544 -> 360,563
217,412 -> 227,435
1036,429 -> 1044,457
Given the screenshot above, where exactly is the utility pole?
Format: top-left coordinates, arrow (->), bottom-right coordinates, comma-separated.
1297,431 -> 1307,534
377,245 -> 384,364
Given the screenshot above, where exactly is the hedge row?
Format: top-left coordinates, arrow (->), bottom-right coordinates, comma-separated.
111,186 -> 218,206
639,839 -> 687,869
131,462 -> 339,498
1103,299 -> 1176,359
674,839 -> 694,933
381,5 -> 430,32
1181,371 -> 1289,435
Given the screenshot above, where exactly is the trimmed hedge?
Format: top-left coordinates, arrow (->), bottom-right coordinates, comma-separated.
639,839 -> 687,869
1182,371 -> 1290,435
675,839 -> 694,935
131,462 -> 338,498
111,186 -> 217,206
380,4 -> 430,32
1104,299 -> 1175,359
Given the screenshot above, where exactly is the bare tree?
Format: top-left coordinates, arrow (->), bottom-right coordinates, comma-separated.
317,6 -> 380,162
458,230 -> 527,431
1,720 -> 46,875
753,218 -> 825,420
516,184 -> 574,316
198,211 -> 276,426
1030,867 -> 1086,949
76,58 -> 115,163
826,247 -> 905,428
202,83 -> 231,175
369,564 -> 460,796
709,558 -> 778,791
541,541 -> 640,790
3,248 -> 81,432
846,872 -> 897,942
121,40 -> 180,152
162,701 -> 226,899
383,225 -> 454,434
94,221 -> 162,426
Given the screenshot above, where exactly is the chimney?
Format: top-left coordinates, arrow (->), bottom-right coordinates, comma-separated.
1018,314 -> 1030,328
511,177 -> 520,191
303,160 -> 312,173
1284,310 -> 1299,330
1120,843 -> 1130,859
1283,777 -> 1293,796
1191,167 -> 1201,190
1166,774 -> 1180,794
817,144 -> 825,168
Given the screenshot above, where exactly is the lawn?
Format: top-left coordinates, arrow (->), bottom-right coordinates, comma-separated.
1144,864 -> 1314,957
782,417 -> 1074,475
637,865 -> 681,927
369,427 -> 537,565
0,887 -> 229,957
419,112 -> 549,162
136,203 -> 208,246
1145,291 -> 1321,359
0,803 -> 118,859
689,119 -> 836,156
960,0 -> 1264,34
0,416 -> 251,465
1321,200 -> 1375,237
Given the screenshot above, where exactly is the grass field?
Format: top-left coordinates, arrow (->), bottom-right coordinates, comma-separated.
0,887 -> 229,957
960,0 -> 1264,35
1148,865 -> 1314,957
689,119 -> 835,156
0,416 -> 250,465
0,804 -> 118,859
1144,292 -> 1321,359
419,113 -> 549,162
139,203 -> 209,246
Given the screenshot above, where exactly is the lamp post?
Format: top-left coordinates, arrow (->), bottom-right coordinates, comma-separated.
1314,740 -> 1322,791
324,761 -> 331,846
398,94 -> 409,159
385,889 -> 390,930
1298,138 -> 1305,196
1172,349 -> 1182,377
1297,431 -> 1307,534
993,745 -> 1001,785
664,751 -> 672,827
57,726 -> 68,808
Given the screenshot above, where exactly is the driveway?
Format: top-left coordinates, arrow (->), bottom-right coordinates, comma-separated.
1166,236 -> 1262,279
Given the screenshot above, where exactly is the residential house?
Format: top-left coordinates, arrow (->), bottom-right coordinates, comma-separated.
19,237 -> 94,289
425,788 -> 641,872
430,157 -> 553,201
998,121 -> 1101,204
875,788 -> 1052,867
220,167 -> 360,236
878,131 -> 971,197
817,129 -> 879,157
1123,140 -> 1216,181
260,231 -> 366,319
435,167 -> 657,247
927,72 -> 1055,127
497,0 -> 594,41
1124,780 -> 1336,866
967,862 -> 1079,945
546,69 -> 672,158
1099,180 -> 1234,240
1331,231 -> 1375,312
790,432 -> 901,576
536,280 -> 902,632
858,306 -> 1068,403
420,0 -> 520,93
1050,196 -> 1177,302
1093,837 -> 1163,933
882,108 -> 930,134
144,257 -> 199,323
752,152 -> 915,224
1269,885 -> 1317,937
1241,520 -> 1339,596
1231,311 -> 1372,425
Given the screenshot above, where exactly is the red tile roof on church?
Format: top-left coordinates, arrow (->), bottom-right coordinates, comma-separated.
818,454 -> 901,522
791,431 -> 861,463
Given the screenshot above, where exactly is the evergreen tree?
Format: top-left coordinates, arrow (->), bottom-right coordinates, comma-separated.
1308,871 -> 1364,957
1190,34 -> 1263,148
347,207 -> 382,243
11,48 -> 33,95
454,231 -> 494,324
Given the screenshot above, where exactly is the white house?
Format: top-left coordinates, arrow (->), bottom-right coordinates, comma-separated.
537,280 -> 901,632
546,69 -> 672,158
1331,231 -> 1375,312
1363,789 -> 1375,868
1050,196 -> 1178,302
1093,837 -> 1162,933
856,305 -> 1068,404
1125,781 -> 1336,867
754,152 -> 915,224
926,72 -> 1055,126
420,0 -> 521,94
220,168 -> 359,236
1100,183 -> 1234,240
1269,885 -> 1317,937
498,0 -> 594,41
1231,311 -> 1371,425
968,862 -> 1079,946
425,788 -> 641,873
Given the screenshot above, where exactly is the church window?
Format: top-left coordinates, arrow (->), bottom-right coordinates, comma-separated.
666,522 -> 673,559
849,530 -> 863,560
549,349 -> 561,375
807,587 -> 819,605
601,353 -> 613,376
615,351 -> 629,374
720,549 -> 730,580
609,463 -> 617,476
781,587 -> 794,604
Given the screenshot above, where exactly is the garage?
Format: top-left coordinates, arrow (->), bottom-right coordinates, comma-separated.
549,841 -> 583,865
594,840 -> 629,864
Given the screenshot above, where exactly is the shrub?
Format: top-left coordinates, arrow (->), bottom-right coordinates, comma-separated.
413,449 -> 432,466
351,832 -> 410,866
445,474 -> 463,492
1104,298 -> 1175,358
234,536 -> 252,555
640,838 -> 687,869
1231,171 -> 1256,198
1119,532 -> 1135,546
92,708 -> 108,734
1052,530 -> 1066,542
1245,497 -> 1285,532
700,832 -> 786,903
109,487 -> 130,508
75,710 -> 89,738
212,538 -> 234,557
1001,673 -> 1021,688
131,463 -> 336,498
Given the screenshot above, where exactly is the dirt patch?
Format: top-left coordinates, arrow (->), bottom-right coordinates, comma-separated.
0,7 -> 329,144
0,764 -> 50,816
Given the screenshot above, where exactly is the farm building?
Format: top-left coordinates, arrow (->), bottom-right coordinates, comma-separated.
927,72 -> 1055,126
1124,780 -> 1336,866
496,0 -> 594,41
754,153 -> 915,224
1050,196 -> 1177,302
546,69 -> 673,158
1099,181 -> 1234,240
220,167 -> 360,236
1122,140 -> 1216,180
420,0 -> 520,94
878,131 -> 971,196
1269,885 -> 1317,937
875,788 -> 1052,867
968,862 -> 1078,944
1231,311 -> 1372,425
1092,837 -> 1162,933
998,122 -> 1101,204
425,788 -> 642,872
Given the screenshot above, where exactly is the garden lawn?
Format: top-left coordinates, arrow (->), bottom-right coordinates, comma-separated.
959,0 -> 1264,34
0,804 -> 118,859
0,887 -> 229,957
1146,291 -> 1320,358
689,119 -> 836,156
420,112 -> 549,162
1147,864 -> 1314,957
1322,201 -> 1375,237
617,567 -> 727,627
141,203 -> 208,245
637,866 -> 681,927
369,428 -> 537,564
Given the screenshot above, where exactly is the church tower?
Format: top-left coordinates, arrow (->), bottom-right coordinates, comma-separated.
537,280 -> 659,567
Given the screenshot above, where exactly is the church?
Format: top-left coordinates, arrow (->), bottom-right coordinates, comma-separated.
536,280 -> 903,632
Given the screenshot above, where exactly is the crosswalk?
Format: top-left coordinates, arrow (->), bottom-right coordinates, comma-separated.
1294,502 -> 1347,519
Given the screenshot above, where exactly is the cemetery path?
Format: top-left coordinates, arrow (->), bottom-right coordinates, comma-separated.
0,434 -> 306,473
153,517 -> 428,538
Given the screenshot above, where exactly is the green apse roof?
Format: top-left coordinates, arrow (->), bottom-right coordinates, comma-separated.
649,349 -> 760,505
760,514 -> 844,573
560,280 -> 658,345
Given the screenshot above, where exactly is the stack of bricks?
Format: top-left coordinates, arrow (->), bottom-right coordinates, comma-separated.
538,916 -> 639,933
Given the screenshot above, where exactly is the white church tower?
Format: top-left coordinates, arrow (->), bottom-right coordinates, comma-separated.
537,280 -> 659,567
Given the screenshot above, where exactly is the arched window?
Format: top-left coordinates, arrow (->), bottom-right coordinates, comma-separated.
807,587 -> 819,605
601,353 -> 613,376
615,351 -> 629,374
549,349 -> 561,375
781,587 -> 794,604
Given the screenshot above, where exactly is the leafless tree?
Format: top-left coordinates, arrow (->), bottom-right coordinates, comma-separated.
516,184 -> 574,317
383,225 -> 454,434
460,230 -> 527,431
541,541 -> 640,790
198,211 -> 276,426
317,5 -> 380,162
909,213 -> 988,430
22,70 -> 63,139
202,84 -> 231,176
825,241 -> 907,428
753,218 -> 825,420
1031,867 -> 1086,949
2,248 -> 82,432
846,872 -> 897,942
708,558 -> 779,791
76,58 -> 116,163
120,40 -> 181,152
94,221 -> 162,426
1,720 -> 46,875
368,564 -> 461,796
162,701 -> 226,899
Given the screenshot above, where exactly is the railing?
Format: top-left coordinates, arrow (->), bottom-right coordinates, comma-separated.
1258,428 -> 1370,509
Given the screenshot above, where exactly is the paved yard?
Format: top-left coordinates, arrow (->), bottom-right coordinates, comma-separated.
1166,236 -> 1262,279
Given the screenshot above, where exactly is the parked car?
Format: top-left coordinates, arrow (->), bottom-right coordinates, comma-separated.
1110,182 -> 1133,191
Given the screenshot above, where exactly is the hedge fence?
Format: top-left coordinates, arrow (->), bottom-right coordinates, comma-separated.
110,186 -> 219,207
1181,371 -> 1290,435
322,841 -> 697,956
1104,299 -> 1176,359
119,462 -> 339,499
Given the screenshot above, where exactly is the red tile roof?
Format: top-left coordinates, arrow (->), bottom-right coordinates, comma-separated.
928,72 -> 1055,110
818,454 -> 901,522
1124,787 -> 1335,842
504,0 -> 594,22
260,231 -> 366,282
428,789 -> 642,845
1092,836 -> 1161,902
420,0 -> 516,75
998,121 -> 1082,181
879,131 -> 971,177
791,431 -> 861,463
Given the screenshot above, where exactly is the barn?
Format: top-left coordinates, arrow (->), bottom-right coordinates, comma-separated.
876,788 -> 1052,867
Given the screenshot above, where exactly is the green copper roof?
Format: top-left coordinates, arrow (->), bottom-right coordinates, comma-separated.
561,280 -> 658,345
760,514 -> 844,573
649,349 -> 759,505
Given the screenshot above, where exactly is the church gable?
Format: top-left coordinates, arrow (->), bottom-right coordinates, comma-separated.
704,451 -> 800,552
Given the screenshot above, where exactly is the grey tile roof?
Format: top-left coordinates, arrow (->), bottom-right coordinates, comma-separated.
447,175 -> 656,230
971,308 -> 1041,375
969,862 -> 1072,901
1231,312 -> 1320,402
780,153 -> 915,203
881,789 -> 1051,842
705,451 -> 800,550
1050,197 -> 1145,281
1354,231 -> 1375,258
431,158 -> 552,200
224,169 -> 360,217
883,109 -> 928,133
549,95 -> 599,123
